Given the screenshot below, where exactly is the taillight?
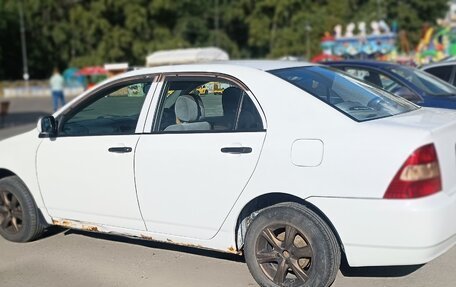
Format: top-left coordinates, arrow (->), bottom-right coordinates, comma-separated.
384,143 -> 442,199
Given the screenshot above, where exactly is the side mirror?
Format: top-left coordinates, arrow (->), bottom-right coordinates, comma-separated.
394,87 -> 423,103
38,116 -> 57,138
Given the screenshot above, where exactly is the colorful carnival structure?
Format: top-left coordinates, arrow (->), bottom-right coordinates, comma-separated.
312,20 -> 397,62
315,2 -> 456,65
415,2 -> 456,64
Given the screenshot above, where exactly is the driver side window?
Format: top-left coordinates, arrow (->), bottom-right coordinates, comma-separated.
60,81 -> 151,136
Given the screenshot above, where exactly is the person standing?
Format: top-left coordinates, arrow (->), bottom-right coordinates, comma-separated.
49,67 -> 65,112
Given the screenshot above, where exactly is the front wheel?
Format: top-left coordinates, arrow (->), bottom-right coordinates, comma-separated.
0,176 -> 45,242
244,203 -> 340,287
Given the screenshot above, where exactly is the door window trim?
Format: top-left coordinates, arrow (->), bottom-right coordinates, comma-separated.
451,66 -> 456,86
55,75 -> 157,138
142,72 -> 267,134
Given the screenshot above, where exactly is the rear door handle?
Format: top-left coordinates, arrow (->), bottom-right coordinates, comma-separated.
221,147 -> 252,154
108,147 -> 132,153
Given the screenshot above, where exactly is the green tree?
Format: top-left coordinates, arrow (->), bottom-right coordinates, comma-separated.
0,0 -> 23,79
0,0 -> 451,79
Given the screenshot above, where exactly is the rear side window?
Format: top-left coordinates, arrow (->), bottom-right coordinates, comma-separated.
269,66 -> 418,122
424,66 -> 453,83
153,76 -> 263,132
388,66 -> 456,97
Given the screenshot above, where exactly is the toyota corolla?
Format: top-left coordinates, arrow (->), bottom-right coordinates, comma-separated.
1,61 -> 456,287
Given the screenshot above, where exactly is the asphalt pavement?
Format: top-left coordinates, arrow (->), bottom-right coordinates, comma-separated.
0,96 -> 455,287
0,96 -> 54,139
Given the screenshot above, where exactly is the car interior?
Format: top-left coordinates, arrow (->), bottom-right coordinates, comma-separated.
57,77 -> 264,137
156,79 -> 263,132
270,66 -> 417,121
60,83 -> 149,136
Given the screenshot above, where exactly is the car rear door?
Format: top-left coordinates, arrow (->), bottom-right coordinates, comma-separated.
134,74 -> 266,240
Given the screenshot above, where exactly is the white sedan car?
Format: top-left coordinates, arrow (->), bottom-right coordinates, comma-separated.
1,61 -> 456,287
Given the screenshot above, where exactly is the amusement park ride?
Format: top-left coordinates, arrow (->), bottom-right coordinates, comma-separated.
312,20 -> 398,63
314,3 -> 456,65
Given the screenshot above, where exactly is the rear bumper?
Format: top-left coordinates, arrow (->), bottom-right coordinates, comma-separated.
307,192 -> 456,267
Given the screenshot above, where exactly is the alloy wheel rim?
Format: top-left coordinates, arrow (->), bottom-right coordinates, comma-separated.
0,190 -> 23,234
255,224 -> 313,286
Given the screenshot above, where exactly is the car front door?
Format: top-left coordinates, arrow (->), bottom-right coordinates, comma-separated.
36,77 -> 156,230
135,75 -> 266,240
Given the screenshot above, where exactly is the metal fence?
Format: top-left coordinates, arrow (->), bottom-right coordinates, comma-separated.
1,80 -> 84,98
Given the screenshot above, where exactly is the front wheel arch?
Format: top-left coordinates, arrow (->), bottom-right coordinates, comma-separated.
235,193 -> 344,254
0,175 -> 47,242
0,170 -> 49,232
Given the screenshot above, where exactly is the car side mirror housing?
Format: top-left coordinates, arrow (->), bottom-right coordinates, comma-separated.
38,116 -> 57,138
394,87 -> 423,103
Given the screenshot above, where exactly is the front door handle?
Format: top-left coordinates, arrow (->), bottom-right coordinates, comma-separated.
108,147 -> 132,153
221,147 -> 252,154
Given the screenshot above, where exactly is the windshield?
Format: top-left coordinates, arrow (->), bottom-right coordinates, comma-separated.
387,65 -> 456,96
269,66 -> 418,122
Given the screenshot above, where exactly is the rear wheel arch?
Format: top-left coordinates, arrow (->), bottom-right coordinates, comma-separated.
235,193 -> 344,253
0,168 -> 15,180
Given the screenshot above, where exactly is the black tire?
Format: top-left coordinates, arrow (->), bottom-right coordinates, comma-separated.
0,176 -> 46,242
244,203 -> 340,287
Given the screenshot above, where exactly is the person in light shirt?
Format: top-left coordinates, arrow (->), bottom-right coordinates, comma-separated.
49,67 -> 65,112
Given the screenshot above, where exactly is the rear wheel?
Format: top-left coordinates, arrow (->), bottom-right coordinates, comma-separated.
0,176 -> 45,242
244,203 -> 340,287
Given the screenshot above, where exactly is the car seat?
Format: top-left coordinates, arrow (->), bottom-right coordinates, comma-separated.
164,95 -> 211,131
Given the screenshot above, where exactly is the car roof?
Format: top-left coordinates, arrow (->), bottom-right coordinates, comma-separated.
221,60 -> 313,70
121,60 -> 314,78
324,60 -> 400,69
421,60 -> 456,70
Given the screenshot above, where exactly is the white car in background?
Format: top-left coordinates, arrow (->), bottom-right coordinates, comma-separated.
1,61 -> 456,287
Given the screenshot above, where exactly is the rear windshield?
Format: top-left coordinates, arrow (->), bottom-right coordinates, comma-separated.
269,66 -> 418,122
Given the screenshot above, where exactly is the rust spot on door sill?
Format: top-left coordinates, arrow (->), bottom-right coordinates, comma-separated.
82,225 -> 98,232
227,246 -> 241,254
52,219 -> 73,228
52,219 -> 99,232
140,235 -> 154,240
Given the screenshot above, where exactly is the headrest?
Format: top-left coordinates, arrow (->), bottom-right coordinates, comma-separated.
175,95 -> 205,123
